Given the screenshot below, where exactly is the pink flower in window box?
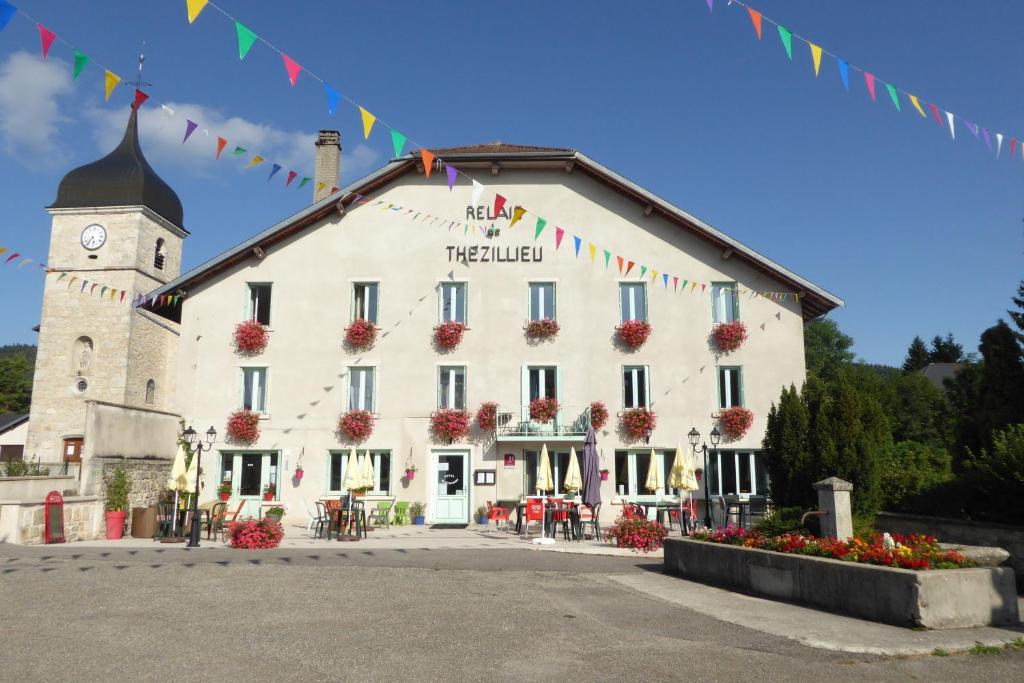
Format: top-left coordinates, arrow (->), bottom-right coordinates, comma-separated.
718,406 -> 754,440
433,321 -> 466,351
233,320 -> 269,355
337,409 -> 374,443
344,318 -> 378,350
615,320 -> 651,349
711,321 -> 748,353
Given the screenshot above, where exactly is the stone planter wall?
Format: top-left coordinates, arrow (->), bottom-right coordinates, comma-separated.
663,537 -> 1019,629
0,496 -> 102,544
100,457 -> 173,529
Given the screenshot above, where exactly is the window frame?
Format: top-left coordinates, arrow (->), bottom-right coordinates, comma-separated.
437,365 -> 467,410
240,366 -> 268,414
327,450 -> 392,495
612,450 -> 676,499
144,379 -> 156,406
438,281 -> 468,324
708,450 -> 767,498
347,366 -> 376,413
351,281 -> 380,324
618,282 -> 648,323
622,365 -> 651,409
711,281 -> 739,324
717,366 -> 744,409
245,282 -> 273,326
527,281 -> 557,321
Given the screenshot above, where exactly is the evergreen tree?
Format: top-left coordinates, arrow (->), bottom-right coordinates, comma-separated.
0,352 -> 33,413
763,385 -> 812,508
1010,279 -> 1024,344
902,336 -> 930,372
974,321 -> 1024,445
927,333 -> 964,363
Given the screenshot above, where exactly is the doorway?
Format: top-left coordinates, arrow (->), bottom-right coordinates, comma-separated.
431,450 -> 469,524
221,452 -> 278,516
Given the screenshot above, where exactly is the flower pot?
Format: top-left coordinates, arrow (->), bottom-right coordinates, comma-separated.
104,511 -> 126,540
405,469 -> 415,481
477,515 -> 489,525
219,492 -> 230,502
265,513 -> 283,524
413,516 -> 425,525
263,493 -> 274,501
353,490 -> 366,498
294,469 -> 304,481
599,471 -> 609,482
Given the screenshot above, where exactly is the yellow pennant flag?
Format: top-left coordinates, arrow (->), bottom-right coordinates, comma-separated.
104,70 -> 120,101
908,94 -> 926,117
0,247 -> 6,256
809,43 -> 823,77
245,155 -> 265,168
509,206 -> 526,228
651,269 -> 658,283
316,182 -> 326,192
588,243 -> 596,263
186,0 -> 209,23
359,107 -> 376,139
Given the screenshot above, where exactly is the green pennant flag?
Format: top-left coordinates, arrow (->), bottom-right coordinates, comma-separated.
777,25 -> 793,60
603,250 -> 611,269
534,218 -> 547,240
100,286 -> 108,297
235,21 -> 258,60
232,146 -> 246,156
390,130 -> 407,157
885,83 -> 901,111
639,265 -> 647,279
72,50 -> 89,80
464,224 -> 469,236
56,272 -> 67,282
298,176 -> 311,188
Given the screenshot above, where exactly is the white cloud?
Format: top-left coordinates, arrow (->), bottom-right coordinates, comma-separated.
0,51 -> 73,168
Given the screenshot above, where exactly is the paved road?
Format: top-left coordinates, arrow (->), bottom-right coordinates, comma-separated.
1,544 -> 1021,681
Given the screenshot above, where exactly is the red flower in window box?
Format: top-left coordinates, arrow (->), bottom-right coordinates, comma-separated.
337,409 -> 374,443
529,397 -> 560,423
711,321 -> 748,353
225,409 -> 260,445
233,320 -> 269,355
345,318 -> 378,350
615,319 -> 651,349
718,406 -> 754,440
475,401 -> 498,431
589,401 -> 609,431
433,321 -> 466,351
430,408 -> 471,442
621,407 -> 657,442
525,318 -> 559,340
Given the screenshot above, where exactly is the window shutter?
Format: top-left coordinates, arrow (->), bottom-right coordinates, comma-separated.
732,284 -> 740,322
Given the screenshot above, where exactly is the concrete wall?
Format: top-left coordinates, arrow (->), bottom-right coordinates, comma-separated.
176,167 -> 809,525
0,475 -> 77,500
0,495 -> 102,544
878,512 -> 1024,593
663,537 -> 1019,629
79,401 -> 180,495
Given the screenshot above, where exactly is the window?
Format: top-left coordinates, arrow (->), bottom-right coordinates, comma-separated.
612,450 -> 675,498
328,451 -> 392,495
154,238 -> 166,271
619,282 -> 647,323
438,366 -> 466,409
439,282 -> 467,324
622,366 -> 649,409
241,367 -> 268,413
527,366 -> 557,401
348,367 -> 375,412
247,283 -> 272,326
718,367 -> 743,408
220,453 -> 234,490
524,450 -> 575,495
711,282 -> 738,324
145,379 -> 156,405
528,282 -> 556,321
707,451 -> 768,497
352,282 -> 379,324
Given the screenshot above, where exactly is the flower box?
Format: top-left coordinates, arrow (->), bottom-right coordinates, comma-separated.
615,319 -> 651,350
226,516 -> 284,550
620,407 -> 656,442
711,321 -> 748,352
529,397 -> 559,423
589,401 -> 609,431
233,320 -> 269,355
344,318 -> 378,350
225,410 -> 260,446
337,409 -> 374,443
434,321 -> 466,351
718,406 -> 753,440
475,401 -> 498,432
525,318 -> 559,341
430,408 -> 471,443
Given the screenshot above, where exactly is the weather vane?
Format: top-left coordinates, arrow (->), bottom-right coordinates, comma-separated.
124,42 -> 151,90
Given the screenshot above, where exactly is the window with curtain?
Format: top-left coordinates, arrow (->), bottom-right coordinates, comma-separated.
711,282 -> 738,324
438,366 -> 466,409
718,367 -> 743,408
528,282 -> 556,321
440,282 -> 467,323
247,283 -> 272,325
708,451 -> 767,497
622,366 -> 649,409
352,282 -> 379,324
619,282 -> 647,322
241,367 -> 267,413
348,367 -> 375,411
328,451 -> 392,494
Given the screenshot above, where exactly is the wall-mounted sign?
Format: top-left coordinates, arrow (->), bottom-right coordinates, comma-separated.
465,205 -> 523,221
446,245 -> 544,264
474,470 -> 496,485
503,453 -> 516,469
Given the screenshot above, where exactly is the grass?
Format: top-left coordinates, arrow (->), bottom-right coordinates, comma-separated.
930,648 -> 949,657
968,641 -> 1002,656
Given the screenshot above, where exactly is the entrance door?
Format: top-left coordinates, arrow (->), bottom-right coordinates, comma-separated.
234,453 -> 277,516
63,438 -> 83,463
432,451 -> 469,524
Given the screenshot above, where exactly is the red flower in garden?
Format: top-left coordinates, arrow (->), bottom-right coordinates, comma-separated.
475,401 -> 498,432
525,318 -> 560,340
225,410 -> 260,445
344,318 -> 378,350
615,319 -> 652,349
606,517 -> 668,553
529,397 -> 560,423
233,320 -> 269,355
430,408 -> 471,442
711,321 -> 748,352
337,409 -> 374,443
226,516 -> 284,549
589,401 -> 609,431
434,321 -> 466,351
620,407 -> 656,442
718,406 -> 754,440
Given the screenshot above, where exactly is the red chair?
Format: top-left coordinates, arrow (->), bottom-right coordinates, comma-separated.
523,499 -> 545,538
549,501 -> 573,540
487,501 -> 510,532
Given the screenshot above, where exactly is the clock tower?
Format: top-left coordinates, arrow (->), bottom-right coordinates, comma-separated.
25,106 -> 187,466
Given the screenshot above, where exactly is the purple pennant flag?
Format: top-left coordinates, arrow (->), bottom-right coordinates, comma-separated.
81,280 -> 88,292
706,0 -> 713,11
446,165 -> 458,191
983,128 -> 992,150
963,119 -> 979,137
183,119 -> 198,144
267,163 -> 282,181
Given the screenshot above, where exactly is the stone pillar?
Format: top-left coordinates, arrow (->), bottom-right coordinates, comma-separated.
813,477 -> 853,539
313,130 -> 341,202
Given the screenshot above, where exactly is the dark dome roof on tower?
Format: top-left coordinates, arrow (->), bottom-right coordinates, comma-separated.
50,107 -> 183,228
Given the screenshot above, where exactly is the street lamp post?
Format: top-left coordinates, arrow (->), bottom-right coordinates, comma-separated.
688,426 -> 721,530
184,425 -> 217,549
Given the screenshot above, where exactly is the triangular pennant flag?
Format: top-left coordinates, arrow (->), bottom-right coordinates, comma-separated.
639,265 -> 647,279
0,247 -> 8,255
701,283 -> 707,293
245,155 -> 265,168
324,83 -> 340,114
554,227 -> 565,249
56,272 -> 67,282
616,255 -> 624,274
471,180 -> 483,207
37,24 -> 56,60
1011,138 -> 1018,159
995,132 -> 1004,157
0,2 -> 15,32
298,176 -> 311,188
232,146 -> 246,156
691,282 -> 698,292
673,276 -> 679,291
90,283 -> 98,294
72,50 -> 89,80
281,54 -> 301,86
235,21 -> 257,60
706,0 -> 713,11
651,270 -> 658,283
421,149 -> 435,178
80,281 -> 87,293
808,42 -> 822,76
509,206 -> 526,228
119,291 -> 126,303
391,129 -> 407,158
186,0 -> 208,23
836,58 -> 849,90
267,163 -> 282,181
908,94 -> 926,117
588,243 -> 597,263
104,70 -> 120,101
132,89 -> 149,110
493,194 -> 506,218
446,164 -> 457,190
777,25 -> 792,60
359,107 -> 376,139
316,182 -> 326,192
183,119 -> 198,143
747,7 -> 763,40
947,112 -> 957,140
603,250 -> 611,269
885,83 -> 900,111
100,286 -> 108,298
215,137 -> 227,159
983,128 -> 992,150
663,273 -> 669,288
863,72 -> 877,101
928,103 -> 943,126
625,261 -> 635,276
573,235 -> 582,257
4,252 -> 19,263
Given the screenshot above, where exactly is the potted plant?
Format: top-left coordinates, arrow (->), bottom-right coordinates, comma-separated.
599,469 -> 610,482
344,318 -> 378,350
405,464 -> 417,481
217,480 -> 232,501
233,319 -> 269,355
529,397 -> 560,423
711,321 -> 748,353
430,408 -> 471,443
103,465 -> 132,540
476,505 -> 490,525
621,407 -> 657,443
264,506 -> 285,523
589,401 -> 609,431
262,482 -> 276,501
475,401 -> 498,432
226,517 -> 284,549
410,502 -> 426,525
225,409 -> 260,445
525,318 -> 559,341
718,406 -> 754,440
294,465 -> 304,482
615,319 -> 652,349
337,409 -> 374,442
433,320 -> 466,351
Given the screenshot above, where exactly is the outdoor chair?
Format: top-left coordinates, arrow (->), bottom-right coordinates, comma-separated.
313,501 -> 330,539
205,501 -> 227,540
154,502 -> 175,540
322,499 -> 342,539
486,501 -> 510,532
747,496 -> 768,528
369,501 -> 393,529
219,501 -> 246,542
522,499 -> 545,539
392,501 -> 410,526
578,503 -> 601,541
549,503 -> 573,541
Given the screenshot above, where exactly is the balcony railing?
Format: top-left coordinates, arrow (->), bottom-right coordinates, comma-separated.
495,405 -> 591,440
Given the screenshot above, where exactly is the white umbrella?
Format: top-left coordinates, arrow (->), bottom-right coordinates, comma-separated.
166,444 -> 189,534
644,449 -> 663,493
340,447 -> 363,539
533,445 -> 555,544
563,446 -> 582,493
361,450 -> 375,493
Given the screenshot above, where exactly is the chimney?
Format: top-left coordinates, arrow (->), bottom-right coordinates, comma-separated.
313,130 -> 341,202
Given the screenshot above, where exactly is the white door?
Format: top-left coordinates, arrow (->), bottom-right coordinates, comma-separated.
432,450 -> 469,524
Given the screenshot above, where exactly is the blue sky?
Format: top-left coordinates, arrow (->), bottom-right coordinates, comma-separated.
0,0 -> 1021,365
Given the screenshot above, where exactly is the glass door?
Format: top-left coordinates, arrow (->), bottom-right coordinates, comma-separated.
432,451 -> 469,523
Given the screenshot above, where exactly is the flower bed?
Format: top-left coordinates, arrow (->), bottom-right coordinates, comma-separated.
475,401 -> 498,432
606,516 -> 668,553
430,408 -> 471,442
589,401 -> 609,431
337,409 -> 374,442
718,406 -> 753,440
620,407 -> 656,442
225,409 -> 260,445
345,318 -> 377,350
529,397 -> 559,423
615,319 -> 651,349
526,318 -> 559,340
226,516 -> 284,549
434,321 -> 466,351
233,320 -> 269,355
711,321 -> 748,352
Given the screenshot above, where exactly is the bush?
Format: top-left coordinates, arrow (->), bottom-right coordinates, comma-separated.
961,423 -> 1024,525
753,506 -> 815,537
103,465 -> 132,513
1,456 -> 49,477
605,516 -> 668,553
227,516 -> 284,549
880,440 -> 953,510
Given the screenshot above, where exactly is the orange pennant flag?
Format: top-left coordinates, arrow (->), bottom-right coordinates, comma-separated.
616,255 -> 624,275
420,149 -> 435,178
625,261 -> 635,276
747,7 -> 763,40
216,137 -> 227,159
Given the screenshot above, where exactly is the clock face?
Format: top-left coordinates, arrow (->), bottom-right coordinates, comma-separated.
80,224 -> 107,251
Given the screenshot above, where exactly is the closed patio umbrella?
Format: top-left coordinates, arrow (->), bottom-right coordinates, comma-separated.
580,428 -> 602,509
536,444 -> 554,495
669,445 -> 699,531
340,447 -> 363,540
563,446 -> 582,493
644,448 -> 663,493
361,450 -> 375,493
166,444 -> 189,534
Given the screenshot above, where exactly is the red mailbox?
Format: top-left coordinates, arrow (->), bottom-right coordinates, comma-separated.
44,490 -> 65,544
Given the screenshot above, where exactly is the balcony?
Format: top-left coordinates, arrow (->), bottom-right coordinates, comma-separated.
495,405 -> 592,441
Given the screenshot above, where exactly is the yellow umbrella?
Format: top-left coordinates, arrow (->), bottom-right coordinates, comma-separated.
167,444 -> 189,492
668,445 -> 698,491
183,447 -> 199,494
342,447 -> 363,491
563,446 -> 582,493
536,444 -> 554,493
644,449 -> 663,492
361,450 -> 375,492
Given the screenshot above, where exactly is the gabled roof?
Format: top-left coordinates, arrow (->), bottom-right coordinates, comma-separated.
147,145 -> 843,321
0,413 -> 28,435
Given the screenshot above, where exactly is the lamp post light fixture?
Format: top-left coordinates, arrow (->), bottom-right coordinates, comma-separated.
688,426 -> 721,530
184,425 -> 217,548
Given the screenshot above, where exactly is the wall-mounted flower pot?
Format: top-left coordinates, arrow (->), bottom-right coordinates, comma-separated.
414,516 -> 425,525
599,471 -> 609,482
294,469 -> 304,482
405,469 -> 416,481
104,511 -> 126,540
263,493 -> 274,501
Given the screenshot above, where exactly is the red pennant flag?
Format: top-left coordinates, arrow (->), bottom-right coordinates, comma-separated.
554,227 -> 565,249
132,89 -> 149,110
616,255 -> 624,274
672,276 -> 679,291
216,137 -> 227,159
282,54 -> 301,86
90,283 -> 98,294
330,186 -> 339,194
286,170 -> 298,186
747,8 -> 762,40
5,252 -> 21,264
625,261 -> 635,276
158,294 -> 166,306
119,291 -> 126,303
863,72 -> 877,101
701,283 -> 707,293
1010,139 -> 1018,159
928,103 -> 943,126
421,149 -> 435,178
493,194 -> 507,218
37,24 -> 56,60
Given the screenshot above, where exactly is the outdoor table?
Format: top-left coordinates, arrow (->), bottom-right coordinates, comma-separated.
332,506 -> 366,540
544,504 -> 581,541
723,497 -> 751,529
175,508 -> 209,535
